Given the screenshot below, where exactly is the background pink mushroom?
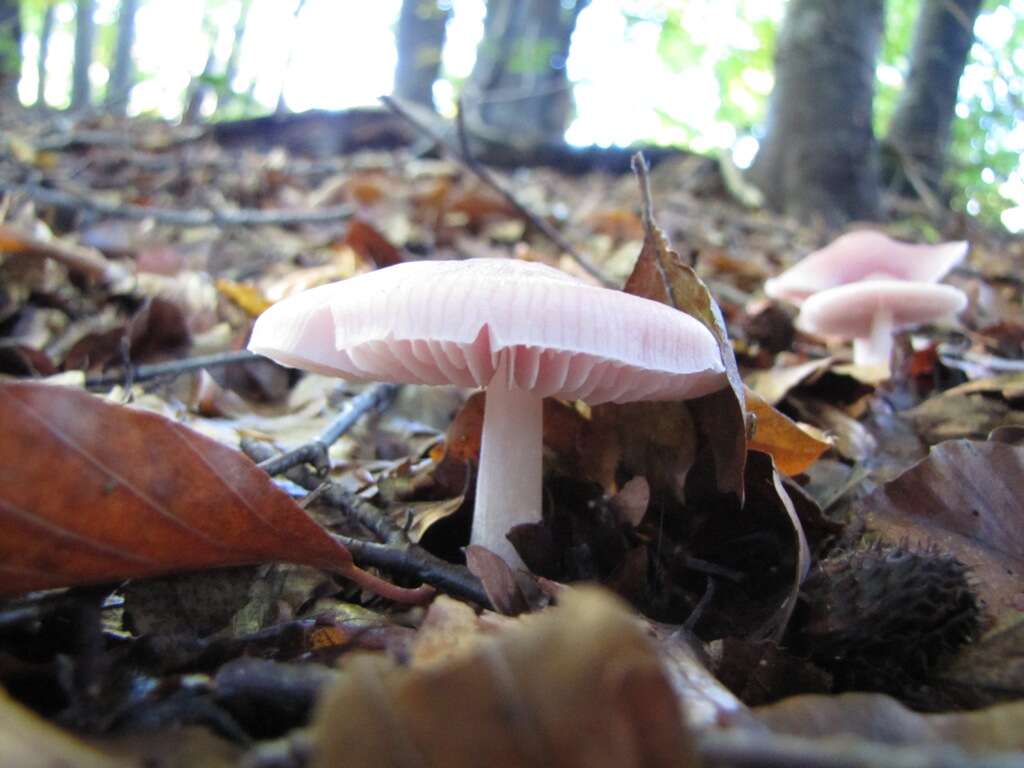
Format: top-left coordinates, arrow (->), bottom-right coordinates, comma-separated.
796,280 -> 967,368
249,258 -> 727,569
765,231 -> 968,305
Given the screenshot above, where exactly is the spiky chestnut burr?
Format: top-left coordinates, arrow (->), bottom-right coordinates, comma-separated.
795,542 -> 981,701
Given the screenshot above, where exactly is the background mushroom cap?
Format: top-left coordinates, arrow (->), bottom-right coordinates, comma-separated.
765,231 -> 968,304
249,258 -> 728,405
795,280 -> 968,338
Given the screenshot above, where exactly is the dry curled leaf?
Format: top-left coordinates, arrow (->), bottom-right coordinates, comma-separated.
312,588 -> 695,768
0,381 -> 430,603
623,213 -> 746,499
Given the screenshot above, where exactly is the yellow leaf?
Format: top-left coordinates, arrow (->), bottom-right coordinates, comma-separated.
215,278 -> 272,316
745,386 -> 831,475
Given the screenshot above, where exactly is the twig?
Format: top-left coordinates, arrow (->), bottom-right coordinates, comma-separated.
242,439 -> 406,546
631,152 -> 656,229
332,534 -> 489,606
2,182 -> 354,229
84,349 -> 260,390
257,383 -> 400,476
243,438 -> 490,605
379,95 -> 613,287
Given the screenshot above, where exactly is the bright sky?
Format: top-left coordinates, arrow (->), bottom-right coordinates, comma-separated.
15,0 -> 1024,230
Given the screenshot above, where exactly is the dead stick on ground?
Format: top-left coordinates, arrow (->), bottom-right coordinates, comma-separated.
257,383 -> 400,476
85,349 -> 261,390
2,183 -> 355,228
380,95 -> 613,287
244,438 -> 490,606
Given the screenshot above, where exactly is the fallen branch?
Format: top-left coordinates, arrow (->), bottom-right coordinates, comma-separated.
243,438 -> 491,607
380,95 -> 613,287
2,182 -> 354,229
257,383 -> 400,476
84,349 -> 261,390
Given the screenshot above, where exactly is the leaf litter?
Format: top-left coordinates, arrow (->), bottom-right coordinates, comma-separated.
0,106 -> 1023,765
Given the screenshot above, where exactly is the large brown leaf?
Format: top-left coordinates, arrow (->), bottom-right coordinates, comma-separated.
0,382 -> 431,602
861,439 -> 1024,625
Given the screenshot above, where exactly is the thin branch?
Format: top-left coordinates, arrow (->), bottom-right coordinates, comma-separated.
243,438 -> 490,606
380,94 -> 613,287
257,383 -> 400,476
333,534 -> 489,606
84,350 -> 260,390
2,182 -> 354,229
631,152 -> 656,228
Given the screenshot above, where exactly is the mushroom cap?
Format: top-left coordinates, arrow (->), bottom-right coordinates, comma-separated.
249,258 -> 727,405
765,231 -> 968,304
795,280 -> 968,338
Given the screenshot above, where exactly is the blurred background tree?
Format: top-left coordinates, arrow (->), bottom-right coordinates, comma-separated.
2,0 -> 1021,231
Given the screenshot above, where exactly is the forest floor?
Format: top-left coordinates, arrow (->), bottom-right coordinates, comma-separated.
1,102 -> 1023,767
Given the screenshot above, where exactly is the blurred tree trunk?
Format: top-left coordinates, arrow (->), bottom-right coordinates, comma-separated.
465,0 -> 589,145
0,0 -> 22,100
394,0 -> 450,108
107,0 -> 139,115
72,0 -> 96,110
885,0 -> 983,196
184,38 -> 216,122
747,0 -> 884,226
36,1 -> 55,107
217,0 -> 252,112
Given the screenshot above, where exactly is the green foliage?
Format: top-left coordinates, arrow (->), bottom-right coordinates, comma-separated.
646,0 -> 1022,229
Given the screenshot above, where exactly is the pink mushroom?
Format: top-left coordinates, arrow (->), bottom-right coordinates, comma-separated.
248,258 -> 727,569
796,280 -> 967,367
765,231 -> 968,305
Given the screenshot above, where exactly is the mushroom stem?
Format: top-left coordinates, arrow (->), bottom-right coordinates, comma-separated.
853,308 -> 895,368
471,355 -> 543,570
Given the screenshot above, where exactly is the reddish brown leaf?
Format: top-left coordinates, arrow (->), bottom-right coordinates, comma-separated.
342,218 -> 404,268
0,382 -> 431,603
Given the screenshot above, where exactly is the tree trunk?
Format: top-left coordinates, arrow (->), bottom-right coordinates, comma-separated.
465,0 -> 588,146
747,0 -> 884,226
217,0 -> 252,113
0,0 -> 22,100
885,0 -> 983,194
394,0 -> 450,108
36,2 -> 55,107
107,0 -> 139,115
72,0 -> 96,110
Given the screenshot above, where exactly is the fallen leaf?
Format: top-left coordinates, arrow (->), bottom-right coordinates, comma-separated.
746,357 -> 833,405
0,381 -> 431,603
215,278 -> 272,316
861,439 -> 1024,625
745,386 -> 831,475
312,587 -> 696,768
342,218 -> 404,268
937,620 -> 1024,705
0,689 -> 124,768
623,214 -> 746,498
756,692 -> 1024,755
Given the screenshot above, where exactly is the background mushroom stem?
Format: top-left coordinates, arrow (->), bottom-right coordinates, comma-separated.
853,308 -> 895,368
471,354 -> 543,570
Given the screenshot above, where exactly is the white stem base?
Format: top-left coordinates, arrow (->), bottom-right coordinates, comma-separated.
470,356 -> 543,571
852,309 -> 894,371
